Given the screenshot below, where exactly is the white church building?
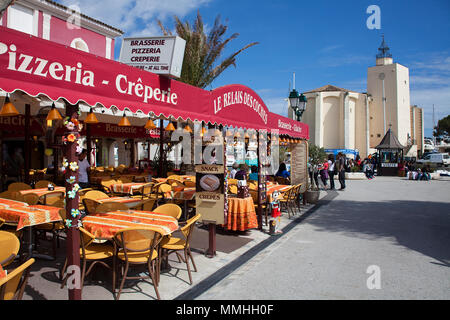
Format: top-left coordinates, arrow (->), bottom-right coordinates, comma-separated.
294,37 -> 424,159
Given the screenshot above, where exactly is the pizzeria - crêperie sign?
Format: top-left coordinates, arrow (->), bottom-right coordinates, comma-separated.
0,41 -> 179,106
213,90 -> 268,124
119,36 -> 186,78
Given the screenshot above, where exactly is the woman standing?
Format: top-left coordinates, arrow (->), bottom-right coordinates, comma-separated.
327,154 -> 336,190
319,160 -> 329,189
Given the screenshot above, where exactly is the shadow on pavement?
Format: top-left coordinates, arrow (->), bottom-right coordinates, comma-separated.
305,199 -> 450,267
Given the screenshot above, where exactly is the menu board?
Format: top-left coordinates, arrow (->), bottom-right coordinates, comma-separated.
195,164 -> 225,224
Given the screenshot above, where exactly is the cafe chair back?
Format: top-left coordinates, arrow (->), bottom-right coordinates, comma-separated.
82,198 -> 102,215
95,202 -> 129,213
0,258 -> 35,300
153,204 -> 182,220
0,191 -> 15,199
0,231 -> 20,267
84,190 -> 109,200
113,227 -> 163,300
160,213 -> 201,285
16,193 -> 40,205
34,180 -> 54,189
34,208 -> 67,259
7,182 -> 32,192
130,199 -> 156,211
183,180 -> 196,188
39,190 -> 64,206
60,227 -> 114,291
100,180 -> 117,194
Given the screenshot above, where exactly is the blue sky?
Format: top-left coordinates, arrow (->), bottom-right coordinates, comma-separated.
59,0 -> 450,137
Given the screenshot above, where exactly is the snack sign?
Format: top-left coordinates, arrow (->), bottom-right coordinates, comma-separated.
119,36 -> 186,78
195,164 -> 225,225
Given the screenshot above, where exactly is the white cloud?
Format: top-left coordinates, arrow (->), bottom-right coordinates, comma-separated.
58,0 -> 211,36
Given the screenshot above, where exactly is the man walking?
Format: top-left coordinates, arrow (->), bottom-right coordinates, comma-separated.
337,152 -> 346,190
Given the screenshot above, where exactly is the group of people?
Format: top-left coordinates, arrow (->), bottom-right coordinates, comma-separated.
400,161 -> 432,181
229,162 -> 290,182
309,152 -> 347,191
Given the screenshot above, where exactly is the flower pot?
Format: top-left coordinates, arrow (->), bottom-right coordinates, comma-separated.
305,190 -> 320,204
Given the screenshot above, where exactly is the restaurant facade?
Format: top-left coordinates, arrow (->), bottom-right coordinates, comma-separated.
0,14 -> 309,300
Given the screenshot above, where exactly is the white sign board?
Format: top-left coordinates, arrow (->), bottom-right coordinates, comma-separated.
119,36 -> 186,78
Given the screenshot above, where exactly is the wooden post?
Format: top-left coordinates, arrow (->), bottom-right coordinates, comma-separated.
257,131 -> 263,230
86,123 -> 92,165
24,104 -> 31,184
0,132 -> 3,191
159,119 -> 164,177
206,223 -> 216,258
64,103 -> 81,300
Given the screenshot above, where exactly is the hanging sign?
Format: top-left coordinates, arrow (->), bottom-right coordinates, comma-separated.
119,36 -> 186,78
195,164 -> 225,225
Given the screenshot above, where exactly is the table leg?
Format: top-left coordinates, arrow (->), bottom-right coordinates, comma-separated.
24,226 -> 55,261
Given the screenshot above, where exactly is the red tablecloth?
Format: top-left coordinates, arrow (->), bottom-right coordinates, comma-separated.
0,198 -> 29,208
0,265 -> 6,280
20,187 -> 65,197
82,210 -> 179,239
97,197 -> 143,208
0,204 -> 63,230
223,196 -> 258,231
109,183 -> 146,195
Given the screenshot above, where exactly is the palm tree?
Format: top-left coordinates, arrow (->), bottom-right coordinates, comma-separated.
158,12 -> 258,88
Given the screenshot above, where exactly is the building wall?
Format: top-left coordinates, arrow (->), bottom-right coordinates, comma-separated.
322,95 -> 340,149
301,95 -> 317,146
50,15 -> 107,56
410,106 -> 424,155
367,62 -> 411,147
302,90 -> 369,157
354,95 -> 368,158
2,1 -> 119,59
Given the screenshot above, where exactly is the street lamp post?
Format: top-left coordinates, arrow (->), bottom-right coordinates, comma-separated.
289,89 -> 307,121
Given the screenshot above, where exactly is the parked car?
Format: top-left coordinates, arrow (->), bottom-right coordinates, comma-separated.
416,153 -> 450,166
423,138 -> 435,152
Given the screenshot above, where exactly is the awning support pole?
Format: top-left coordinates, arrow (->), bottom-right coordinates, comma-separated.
24,104 -> 30,184
64,102 -> 81,300
159,119 -> 164,177
257,131 -> 263,230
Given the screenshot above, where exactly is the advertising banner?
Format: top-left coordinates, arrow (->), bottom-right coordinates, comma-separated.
195,164 -> 225,225
119,36 -> 186,78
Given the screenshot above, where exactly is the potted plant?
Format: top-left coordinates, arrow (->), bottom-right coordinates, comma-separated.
305,144 -> 327,204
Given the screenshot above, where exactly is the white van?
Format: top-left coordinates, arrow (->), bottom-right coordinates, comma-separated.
416,153 -> 450,166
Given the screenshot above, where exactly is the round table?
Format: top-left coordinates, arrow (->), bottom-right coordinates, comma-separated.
223,196 -> 258,231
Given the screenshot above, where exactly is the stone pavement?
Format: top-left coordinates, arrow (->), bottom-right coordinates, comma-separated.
21,198 -> 315,300
197,176 -> 450,300
20,175 -> 450,299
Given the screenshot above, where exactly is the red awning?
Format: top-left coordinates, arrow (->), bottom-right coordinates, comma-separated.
0,26 -> 309,139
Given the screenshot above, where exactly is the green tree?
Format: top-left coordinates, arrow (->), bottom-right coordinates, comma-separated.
308,144 -> 327,166
433,115 -> 450,137
158,12 -> 258,88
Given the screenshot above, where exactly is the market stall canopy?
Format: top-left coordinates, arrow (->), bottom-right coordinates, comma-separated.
0,26 -> 309,139
375,128 -> 405,149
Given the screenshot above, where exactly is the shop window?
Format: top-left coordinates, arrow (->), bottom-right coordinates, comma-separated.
8,3 -> 35,35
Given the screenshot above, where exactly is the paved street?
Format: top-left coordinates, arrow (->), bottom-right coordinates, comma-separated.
197,176 -> 450,300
